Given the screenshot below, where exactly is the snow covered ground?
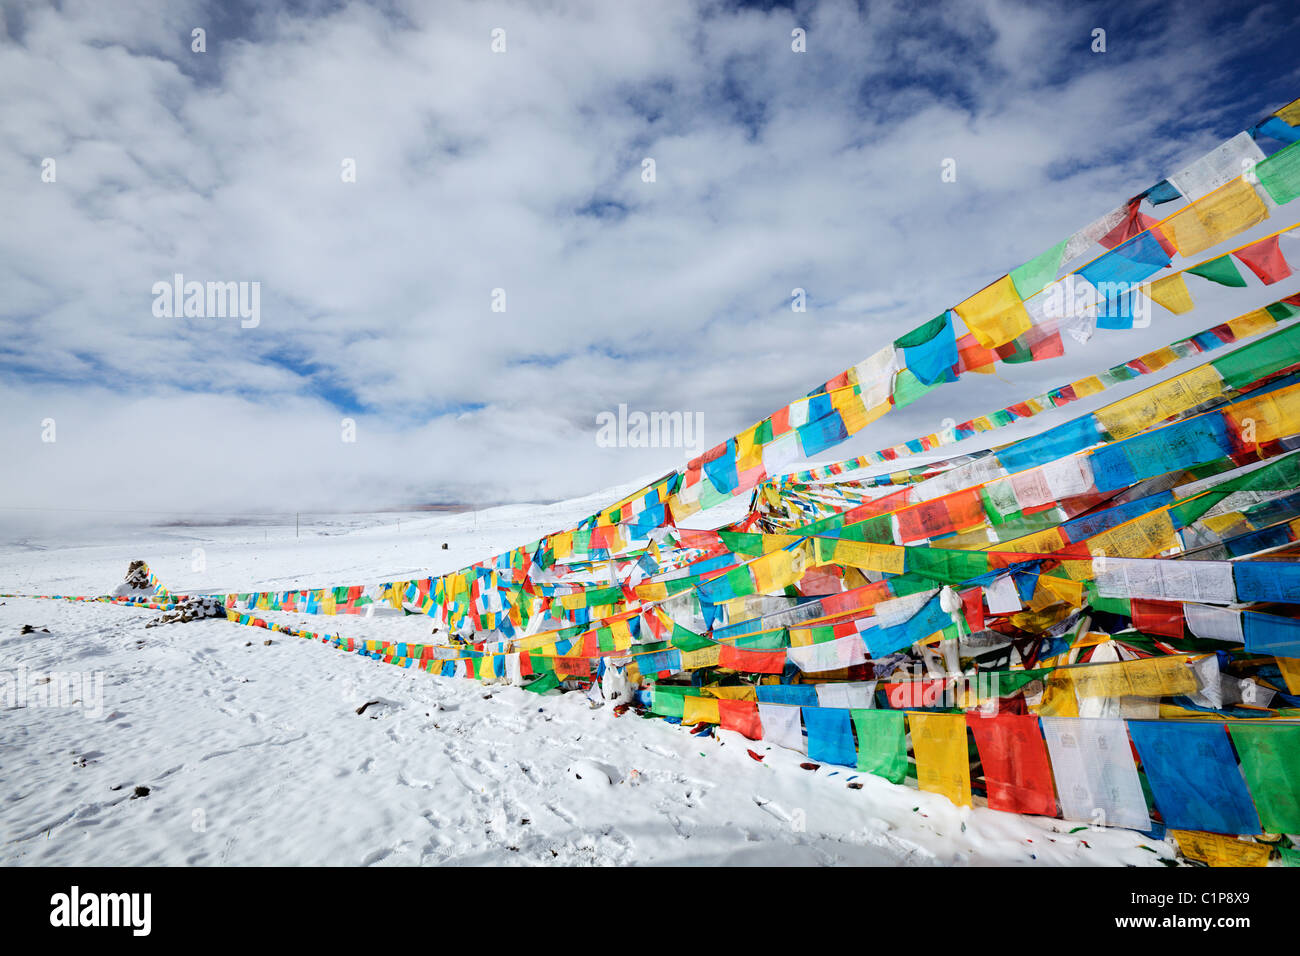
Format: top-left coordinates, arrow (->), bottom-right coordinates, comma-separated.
0,487 -> 1176,866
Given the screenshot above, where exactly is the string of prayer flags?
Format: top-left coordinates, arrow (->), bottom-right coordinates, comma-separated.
17,94 -> 1300,854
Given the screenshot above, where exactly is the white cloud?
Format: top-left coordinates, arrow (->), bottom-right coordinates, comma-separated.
2,0 -> 1298,526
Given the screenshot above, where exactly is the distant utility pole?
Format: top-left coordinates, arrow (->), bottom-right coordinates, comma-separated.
296,513 -> 299,538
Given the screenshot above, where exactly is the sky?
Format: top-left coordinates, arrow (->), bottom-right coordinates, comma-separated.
2,0 -> 1299,529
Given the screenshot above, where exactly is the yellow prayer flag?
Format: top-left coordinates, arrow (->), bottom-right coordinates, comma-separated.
634,582 -> 668,602
1226,383 -> 1300,445
1169,830 -> 1270,867
1125,656 -> 1199,697
1225,308 -> 1276,340
989,527 -> 1066,554
1201,511 -> 1246,534
1276,97 -> 1300,127
815,537 -> 905,574
1094,364 -> 1224,441
1061,656 -> 1196,700
1085,509 -> 1177,561
1162,178 -> 1269,257
1071,631 -> 1115,650
1010,605 -> 1073,631
680,644 -> 722,670
1147,272 -> 1195,315
1275,655 -> 1300,695
751,548 -> 800,593
552,532 -> 573,559
1032,672 -> 1081,717
736,423 -> 763,472
787,625 -> 816,647
954,274 -> 1034,350
908,712 -> 972,807
682,695 -> 721,725
702,684 -> 758,701
835,387 -> 889,435
1036,574 -> 1084,608
1139,346 -> 1178,372
1071,375 -> 1106,399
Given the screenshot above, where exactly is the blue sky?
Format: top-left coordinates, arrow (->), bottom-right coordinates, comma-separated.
2,0 -> 1299,522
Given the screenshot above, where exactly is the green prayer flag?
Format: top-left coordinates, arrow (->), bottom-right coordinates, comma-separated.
1009,238 -> 1068,300
891,368 -> 938,409
995,668 -> 1052,695
670,622 -> 714,652
719,531 -> 768,557
584,586 -> 623,606
650,685 -> 688,717
905,546 -> 992,584
1213,324 -> 1300,389
1186,255 -> 1247,288
894,313 -> 949,349
1228,723 -> 1300,833
838,514 -> 894,544
523,672 -> 560,694
850,708 -> 908,783
1258,140 -> 1300,205
724,565 -> 757,598
734,628 -> 788,650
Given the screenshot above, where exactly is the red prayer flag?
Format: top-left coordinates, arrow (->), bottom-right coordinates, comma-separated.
961,586 -> 985,633
1130,599 -> 1185,639
945,487 -> 988,533
718,698 -> 764,739
968,713 -> 1057,816
824,370 -> 851,391
718,643 -> 786,674
1232,235 -> 1293,285
956,332 -> 999,373
770,405 -> 792,435
1098,200 -> 1177,258
1029,330 -> 1064,360
797,566 -> 843,596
